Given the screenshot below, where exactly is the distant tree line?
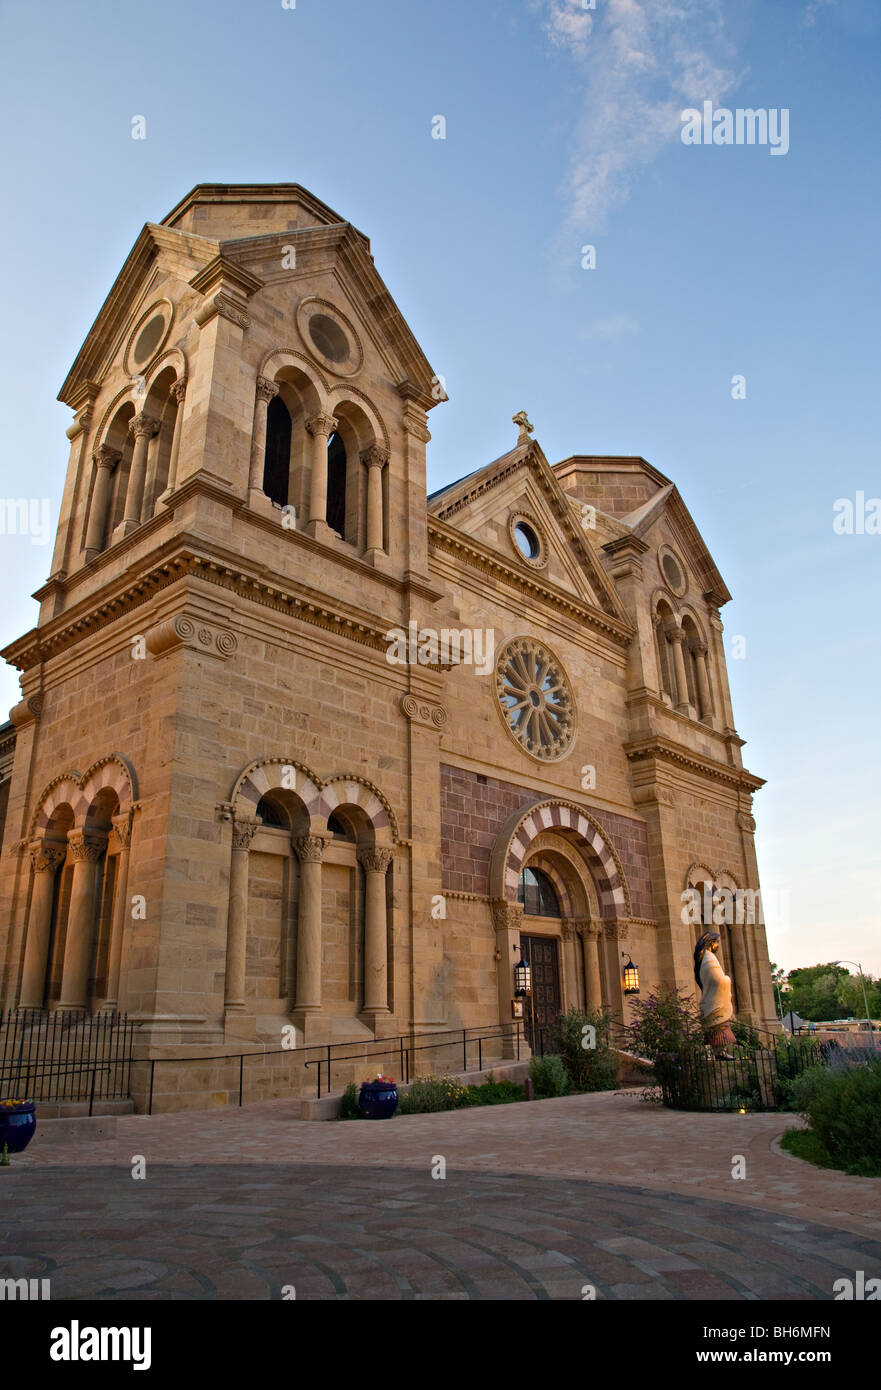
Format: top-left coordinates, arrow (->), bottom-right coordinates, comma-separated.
771,962 -> 881,1023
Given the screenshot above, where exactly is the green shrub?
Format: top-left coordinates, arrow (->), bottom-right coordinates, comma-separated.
529,1053 -> 570,1098
624,988 -> 703,1065
547,1008 -> 619,1093
465,1079 -> 525,1106
340,1082 -> 360,1119
731,1019 -> 761,1050
789,1058 -> 881,1175
398,1075 -> 472,1114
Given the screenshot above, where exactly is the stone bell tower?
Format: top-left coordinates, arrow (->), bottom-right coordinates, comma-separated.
0,185 -> 448,1051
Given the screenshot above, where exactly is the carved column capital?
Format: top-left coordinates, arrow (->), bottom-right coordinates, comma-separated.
111,812 -> 133,851
603,918 -> 630,943
232,819 -> 260,851
293,833 -> 326,863
29,841 -> 66,875
361,444 -> 389,471
357,847 -> 394,874
92,444 -> 120,470
255,375 -> 279,404
129,412 -> 159,440
575,920 -> 601,940
491,898 -> 524,933
171,376 -> 188,404
305,412 -> 338,440
67,830 -> 104,863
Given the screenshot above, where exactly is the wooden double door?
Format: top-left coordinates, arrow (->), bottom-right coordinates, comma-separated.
521,933 -> 562,1048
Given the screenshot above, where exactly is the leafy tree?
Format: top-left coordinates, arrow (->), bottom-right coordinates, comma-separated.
786,963 -> 849,1021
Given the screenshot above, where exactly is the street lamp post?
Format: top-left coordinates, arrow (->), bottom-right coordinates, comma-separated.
834,959 -> 876,1046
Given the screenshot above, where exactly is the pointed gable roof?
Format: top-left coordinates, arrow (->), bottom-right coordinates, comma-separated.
555,455 -> 732,607
59,183 -> 441,411
428,438 -> 630,623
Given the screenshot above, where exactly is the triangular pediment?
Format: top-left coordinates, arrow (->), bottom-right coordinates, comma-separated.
214,224 -> 439,406
620,485 -> 731,606
429,441 -> 629,623
58,222 -> 222,405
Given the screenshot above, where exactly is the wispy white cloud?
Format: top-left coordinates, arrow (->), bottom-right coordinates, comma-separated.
580,312 -> 641,340
539,0 -> 737,234
803,0 -> 837,26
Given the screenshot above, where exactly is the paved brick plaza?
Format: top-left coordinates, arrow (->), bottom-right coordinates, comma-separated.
4,1092 -> 880,1300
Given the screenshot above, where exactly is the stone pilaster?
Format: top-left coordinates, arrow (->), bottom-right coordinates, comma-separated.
58,831 -> 104,1008
358,846 -> 394,1023
18,842 -> 66,1008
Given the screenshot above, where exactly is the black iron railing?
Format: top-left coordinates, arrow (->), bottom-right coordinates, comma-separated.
141,1021 -> 526,1111
655,1036 -> 828,1112
0,1008 -> 134,1111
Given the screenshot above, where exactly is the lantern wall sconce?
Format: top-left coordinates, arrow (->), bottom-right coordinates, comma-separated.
622,953 -> 640,995
513,946 -> 532,997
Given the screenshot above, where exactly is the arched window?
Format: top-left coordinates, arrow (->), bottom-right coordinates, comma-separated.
518,865 -> 561,918
256,794 -> 289,829
327,810 -> 356,841
263,395 -> 292,507
654,608 -> 677,703
326,431 -> 347,537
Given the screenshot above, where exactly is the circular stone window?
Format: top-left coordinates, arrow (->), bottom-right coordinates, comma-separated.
508,512 -> 547,568
133,315 -> 165,365
495,637 -> 575,761
659,546 -> 687,596
309,313 -> 349,363
296,296 -> 363,377
124,300 -> 173,375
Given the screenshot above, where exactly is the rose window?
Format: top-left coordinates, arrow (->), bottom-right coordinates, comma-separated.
495,638 -> 575,760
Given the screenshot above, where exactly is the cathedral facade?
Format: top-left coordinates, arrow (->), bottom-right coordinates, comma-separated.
0,184 -> 775,1080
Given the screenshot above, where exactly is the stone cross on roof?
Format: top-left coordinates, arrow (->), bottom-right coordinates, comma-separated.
513,411 -> 534,445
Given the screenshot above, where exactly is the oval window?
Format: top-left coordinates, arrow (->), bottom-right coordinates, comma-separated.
514,521 -> 540,560
133,315 -> 165,365
662,552 -> 684,592
309,313 -> 349,363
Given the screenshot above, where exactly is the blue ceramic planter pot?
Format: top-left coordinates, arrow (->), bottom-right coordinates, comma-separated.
357,1084 -> 398,1119
0,1102 -> 36,1155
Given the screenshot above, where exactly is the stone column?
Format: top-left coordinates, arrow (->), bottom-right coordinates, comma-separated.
305,412 -> 337,527
560,920 -> 579,1012
164,377 -> 188,497
358,847 -> 393,1021
491,899 -> 524,1058
122,413 -> 159,531
669,626 -> 694,717
362,445 -> 388,554
224,819 -> 259,1015
693,641 -> 714,723
84,445 -> 119,558
102,813 -> 133,1011
578,922 -> 604,1012
247,376 -> 279,494
729,923 -> 755,1020
58,831 -> 104,1008
19,842 -> 67,1008
292,834 -> 326,1033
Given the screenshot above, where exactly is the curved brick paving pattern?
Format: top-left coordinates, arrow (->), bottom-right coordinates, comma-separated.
6,1092 -> 881,1300
4,1165 -> 881,1301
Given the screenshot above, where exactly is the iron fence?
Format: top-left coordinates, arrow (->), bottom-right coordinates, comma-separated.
0,1008 -> 134,1111
141,1021 -> 526,1111
655,1036 -> 828,1112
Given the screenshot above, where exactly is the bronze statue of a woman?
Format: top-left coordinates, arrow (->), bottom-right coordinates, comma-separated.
693,930 -> 736,1060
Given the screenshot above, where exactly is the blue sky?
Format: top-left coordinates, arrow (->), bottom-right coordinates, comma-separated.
0,0 -> 878,977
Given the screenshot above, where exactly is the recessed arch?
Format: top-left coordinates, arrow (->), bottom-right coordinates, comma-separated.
30,754 -> 138,840
489,798 -> 631,917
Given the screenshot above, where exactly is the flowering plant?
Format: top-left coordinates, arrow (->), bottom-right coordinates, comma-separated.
360,1073 -> 396,1088
0,1099 -> 34,1108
